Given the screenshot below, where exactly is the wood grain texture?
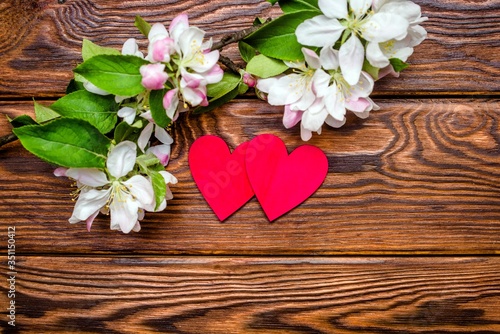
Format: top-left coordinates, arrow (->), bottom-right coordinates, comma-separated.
1,99 -> 499,255
0,0 -> 499,98
0,256 -> 498,333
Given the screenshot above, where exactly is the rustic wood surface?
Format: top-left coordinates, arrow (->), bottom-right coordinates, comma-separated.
0,0 -> 499,332
1,257 -> 499,333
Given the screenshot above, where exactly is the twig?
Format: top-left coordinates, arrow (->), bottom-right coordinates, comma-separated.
218,55 -> 242,75
0,133 -> 17,148
211,18 -> 272,51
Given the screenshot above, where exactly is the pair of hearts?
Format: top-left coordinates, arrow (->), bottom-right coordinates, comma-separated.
189,134 -> 328,221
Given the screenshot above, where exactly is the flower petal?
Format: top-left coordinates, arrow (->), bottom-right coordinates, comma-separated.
300,123 -> 313,141
86,210 -> 100,232
339,34 -> 365,85
53,167 -> 68,177
378,1 -> 422,24
324,84 -> 346,121
350,0 -> 371,17
325,115 -> 346,128
302,48 -> 321,69
163,88 -> 180,120
159,170 -> 178,185
147,144 -> 171,166
407,25 -> 427,47
296,15 -> 345,48
267,74 -> 306,106
301,100 -> 328,132
366,41 -> 389,68
348,72 -> 374,99
311,69 -> 331,97
378,64 -> 400,79
140,63 -> 168,90
154,126 -> 174,145
107,141 -> 137,179
109,191 -> 139,234
148,23 -> 169,43
169,14 -> 189,42
191,49 -> 220,73
361,13 -> 409,42
123,175 -> 155,209
318,0 -> 348,19
151,37 -> 175,63
200,65 -> 224,84
69,188 -> 110,224
117,106 -> 136,125
178,27 -> 204,57
256,77 -> 278,94
83,81 -> 110,96
283,105 -> 303,129
182,86 -> 208,107
122,38 -> 143,58
66,168 -> 109,187
319,45 -> 339,70
138,122 -> 154,152
345,97 -> 371,113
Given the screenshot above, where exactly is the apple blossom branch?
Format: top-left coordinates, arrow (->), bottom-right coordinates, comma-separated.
0,18 -> 271,149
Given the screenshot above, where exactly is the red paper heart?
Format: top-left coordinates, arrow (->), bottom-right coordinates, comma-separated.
189,135 -> 254,221
246,134 -> 328,221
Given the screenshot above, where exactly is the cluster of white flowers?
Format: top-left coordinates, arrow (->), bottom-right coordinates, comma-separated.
55,142 -> 177,234
55,14 -> 224,233
257,0 -> 427,141
140,14 -> 223,120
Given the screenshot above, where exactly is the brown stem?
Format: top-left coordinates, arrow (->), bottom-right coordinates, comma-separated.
0,133 -> 17,148
218,55 -> 242,75
211,18 -> 272,51
212,18 -> 272,75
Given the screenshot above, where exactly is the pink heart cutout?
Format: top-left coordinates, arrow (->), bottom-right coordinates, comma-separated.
246,134 -> 328,221
189,135 -> 254,221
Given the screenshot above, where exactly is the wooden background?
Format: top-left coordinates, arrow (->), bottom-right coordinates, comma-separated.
0,0 -> 499,332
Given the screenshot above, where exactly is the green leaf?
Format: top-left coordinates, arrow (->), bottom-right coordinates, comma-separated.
74,55 -> 149,96
82,39 -> 120,62
136,153 -> 161,170
135,15 -> 152,37
149,89 -> 171,128
114,119 -> 144,143
51,90 -> 118,134
206,72 -> 241,99
267,0 -> 279,4
238,82 -> 249,95
244,11 -> 320,61
9,115 -> 37,128
389,58 -> 410,72
13,118 -> 111,168
279,0 -> 320,13
238,41 -> 257,63
362,60 -> 379,81
34,101 -> 60,123
65,79 -> 85,94
194,85 -> 240,114
246,54 -> 288,78
149,170 -> 166,211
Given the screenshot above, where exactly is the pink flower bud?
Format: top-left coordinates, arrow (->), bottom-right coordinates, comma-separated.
140,63 -> 168,90
243,72 -> 257,88
152,37 -> 175,63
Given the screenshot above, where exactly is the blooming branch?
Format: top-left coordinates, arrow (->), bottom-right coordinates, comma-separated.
4,0 -> 428,232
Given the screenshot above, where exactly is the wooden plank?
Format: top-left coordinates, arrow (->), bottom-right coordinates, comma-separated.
1,99 -> 499,255
0,0 -> 499,98
1,256 -> 499,333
